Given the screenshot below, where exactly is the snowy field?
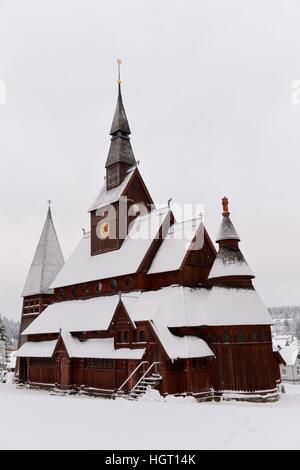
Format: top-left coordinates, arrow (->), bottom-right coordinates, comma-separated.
1,383 -> 300,450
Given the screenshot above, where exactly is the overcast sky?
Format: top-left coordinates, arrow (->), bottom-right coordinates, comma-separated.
0,0 -> 300,321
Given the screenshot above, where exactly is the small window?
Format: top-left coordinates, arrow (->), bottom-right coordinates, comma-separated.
70,286 -> 77,297
117,331 -> 122,343
223,331 -> 230,343
282,369 -> 286,375
96,282 -> 103,293
123,331 -> 129,343
139,330 -> 145,343
111,279 -> 118,290
236,330 -> 246,343
82,283 -> 89,295
210,333 -> 217,343
125,276 -> 134,288
252,331 -> 258,342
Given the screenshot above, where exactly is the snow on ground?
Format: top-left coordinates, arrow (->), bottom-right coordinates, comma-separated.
0,383 -> 300,450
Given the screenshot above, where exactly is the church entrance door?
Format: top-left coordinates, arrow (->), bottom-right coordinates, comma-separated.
60,356 -> 70,389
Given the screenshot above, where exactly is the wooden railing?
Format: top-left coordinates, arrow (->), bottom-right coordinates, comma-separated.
130,362 -> 161,395
117,361 -> 149,394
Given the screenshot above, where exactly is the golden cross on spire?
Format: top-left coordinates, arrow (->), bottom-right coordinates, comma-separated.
117,58 -> 122,84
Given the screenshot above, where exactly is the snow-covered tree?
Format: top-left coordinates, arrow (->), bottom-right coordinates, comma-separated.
0,316 -> 9,373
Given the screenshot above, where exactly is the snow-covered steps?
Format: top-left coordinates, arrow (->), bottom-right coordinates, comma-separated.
129,374 -> 162,400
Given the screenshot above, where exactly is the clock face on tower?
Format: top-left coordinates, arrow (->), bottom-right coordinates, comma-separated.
99,222 -> 110,239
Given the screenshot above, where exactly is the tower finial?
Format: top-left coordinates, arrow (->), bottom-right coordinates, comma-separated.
117,58 -> 122,85
222,196 -> 230,216
48,199 -> 52,206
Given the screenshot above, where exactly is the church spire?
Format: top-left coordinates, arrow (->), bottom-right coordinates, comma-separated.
22,203 -> 64,297
110,83 -> 131,136
105,60 -> 136,188
208,197 -> 254,286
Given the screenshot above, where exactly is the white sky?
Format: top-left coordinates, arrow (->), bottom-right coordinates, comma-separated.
0,0 -> 300,321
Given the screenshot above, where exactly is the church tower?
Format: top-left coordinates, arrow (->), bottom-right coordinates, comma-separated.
19,204 -> 64,342
208,197 -> 254,288
106,82 -> 136,189
90,62 -> 154,256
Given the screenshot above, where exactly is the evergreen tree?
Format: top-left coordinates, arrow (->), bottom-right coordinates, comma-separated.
296,321 -> 300,340
0,316 -> 9,373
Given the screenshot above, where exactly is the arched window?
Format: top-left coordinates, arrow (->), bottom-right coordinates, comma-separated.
123,331 -> 129,343
223,331 -> 230,343
139,330 -> 145,343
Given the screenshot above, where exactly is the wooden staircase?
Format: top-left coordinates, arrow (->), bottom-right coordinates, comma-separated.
130,372 -> 162,399
116,362 -> 162,400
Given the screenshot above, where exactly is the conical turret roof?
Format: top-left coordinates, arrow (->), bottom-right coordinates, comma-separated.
22,206 -> 64,297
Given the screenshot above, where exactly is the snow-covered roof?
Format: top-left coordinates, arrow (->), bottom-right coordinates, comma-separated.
22,207 -> 64,297
22,296 -> 121,335
16,340 -> 57,358
16,335 -> 145,360
61,333 -> 145,359
24,285 -> 273,339
279,345 -> 299,366
148,219 -> 204,274
208,246 -> 254,279
216,215 -> 240,242
89,168 -> 135,212
272,336 -> 297,350
151,322 -> 214,360
123,286 -> 272,327
51,207 -> 171,288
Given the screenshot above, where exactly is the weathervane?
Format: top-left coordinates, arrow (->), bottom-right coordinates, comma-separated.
117,58 -> 122,85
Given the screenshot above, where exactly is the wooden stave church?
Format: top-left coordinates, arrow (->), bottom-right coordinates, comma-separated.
17,80 -> 283,401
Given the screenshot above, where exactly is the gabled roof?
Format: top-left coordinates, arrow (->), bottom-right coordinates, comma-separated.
22,207 -> 64,297
89,167 -> 135,212
50,206 -> 171,288
279,345 -> 300,366
147,218 -> 204,274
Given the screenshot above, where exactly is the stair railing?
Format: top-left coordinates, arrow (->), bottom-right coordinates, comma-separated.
130,362 -> 161,395
117,361 -> 149,394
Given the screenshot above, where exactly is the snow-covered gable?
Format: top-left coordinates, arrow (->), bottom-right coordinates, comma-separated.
148,219 -> 204,274
151,322 -> 214,360
22,208 -> 64,297
51,207 -> 171,288
89,168 -> 135,212
279,345 -> 300,367
16,340 -> 57,358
